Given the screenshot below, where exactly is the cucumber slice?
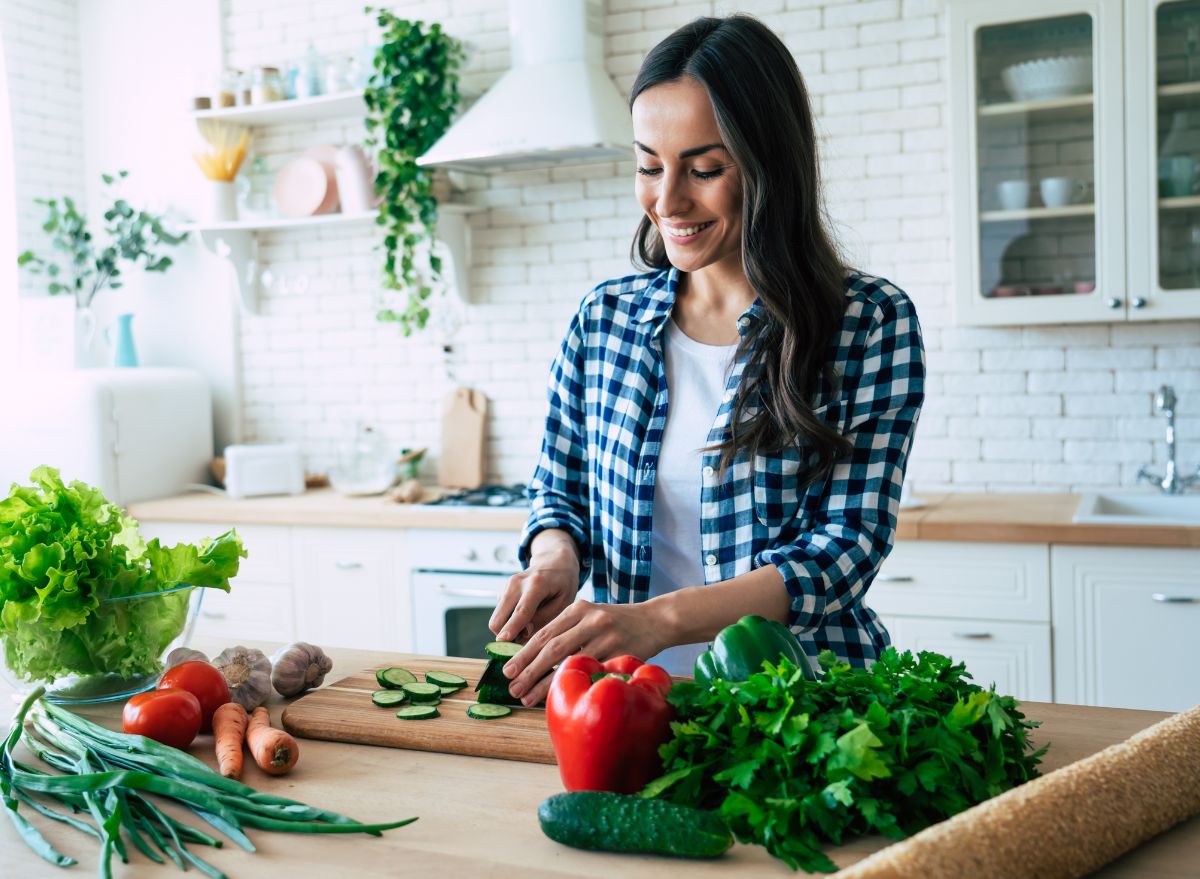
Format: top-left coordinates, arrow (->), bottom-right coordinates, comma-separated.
467,703 -> 512,720
371,690 -> 408,707
425,670 -> 468,688
438,685 -> 464,696
377,667 -> 417,689
396,705 -> 439,720
401,682 -> 443,703
484,641 -> 522,661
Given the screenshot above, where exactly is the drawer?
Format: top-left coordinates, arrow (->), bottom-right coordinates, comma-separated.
138,522 -> 293,584
193,581 -> 295,644
407,528 -> 522,572
884,616 -> 1052,702
867,541 -> 1050,622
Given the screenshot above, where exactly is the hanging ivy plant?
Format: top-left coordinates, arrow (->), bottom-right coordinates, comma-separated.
363,8 -> 464,335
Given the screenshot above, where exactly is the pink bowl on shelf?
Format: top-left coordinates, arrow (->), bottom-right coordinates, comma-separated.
989,285 -> 1029,298
1073,280 -> 1096,293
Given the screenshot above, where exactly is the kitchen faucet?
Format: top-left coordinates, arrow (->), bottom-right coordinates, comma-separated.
1137,385 -> 1200,495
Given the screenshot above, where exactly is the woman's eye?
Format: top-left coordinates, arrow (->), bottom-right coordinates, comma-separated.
692,168 -> 725,180
636,166 -> 662,177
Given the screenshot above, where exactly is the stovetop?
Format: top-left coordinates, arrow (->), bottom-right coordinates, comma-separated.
426,483 -> 530,508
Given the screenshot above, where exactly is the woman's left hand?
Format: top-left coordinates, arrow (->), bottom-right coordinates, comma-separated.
502,599 -> 667,707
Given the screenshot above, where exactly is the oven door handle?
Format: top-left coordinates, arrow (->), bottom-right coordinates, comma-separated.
436,584 -> 503,599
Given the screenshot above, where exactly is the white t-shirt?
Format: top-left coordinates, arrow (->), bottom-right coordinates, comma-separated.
647,317 -> 738,676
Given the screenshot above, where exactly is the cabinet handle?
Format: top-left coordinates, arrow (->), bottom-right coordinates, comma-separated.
334,560 -> 363,570
1105,297 -> 1122,309
463,549 -> 479,562
436,584 -> 501,599
201,612 -> 228,620
492,546 -> 514,564
876,575 -> 915,583
1131,297 -> 1147,309
951,632 -> 993,639
1152,593 -> 1199,604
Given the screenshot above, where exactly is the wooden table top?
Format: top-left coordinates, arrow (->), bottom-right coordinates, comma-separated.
3,641 -> 1198,878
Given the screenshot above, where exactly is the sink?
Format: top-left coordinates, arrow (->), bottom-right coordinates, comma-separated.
1073,492 -> 1200,526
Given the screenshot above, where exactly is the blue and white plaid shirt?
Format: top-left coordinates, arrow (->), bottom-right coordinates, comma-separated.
519,266 -> 925,666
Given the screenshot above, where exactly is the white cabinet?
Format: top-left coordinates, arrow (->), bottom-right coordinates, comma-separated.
1051,544 -> 1200,711
293,527 -> 410,653
949,0 -> 1200,325
138,521 -> 297,644
870,541 -> 1054,701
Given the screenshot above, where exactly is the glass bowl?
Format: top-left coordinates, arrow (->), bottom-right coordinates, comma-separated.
0,584 -> 205,704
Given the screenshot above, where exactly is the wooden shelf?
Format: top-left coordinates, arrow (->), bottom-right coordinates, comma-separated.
980,203 -> 1095,223
191,91 -> 366,127
978,93 -> 1094,118
187,210 -> 377,234
1159,195 -> 1200,211
1158,81 -> 1200,100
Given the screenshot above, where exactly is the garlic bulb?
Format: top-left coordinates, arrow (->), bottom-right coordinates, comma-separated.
213,646 -> 272,710
165,647 -> 208,669
271,642 -> 333,697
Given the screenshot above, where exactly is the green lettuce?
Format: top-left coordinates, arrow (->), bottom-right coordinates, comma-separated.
0,466 -> 246,682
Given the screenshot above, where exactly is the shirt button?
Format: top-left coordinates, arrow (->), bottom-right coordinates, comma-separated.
737,316 -> 751,329
705,554 -> 718,566
702,465 -> 715,477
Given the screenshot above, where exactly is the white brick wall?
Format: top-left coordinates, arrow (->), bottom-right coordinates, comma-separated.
6,0 -> 1198,491
1,0 -> 85,299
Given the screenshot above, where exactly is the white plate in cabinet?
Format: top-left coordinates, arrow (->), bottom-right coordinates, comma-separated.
868,542 -> 1050,622
1051,545 -> 1200,712
193,582 -> 296,644
885,616 -> 1053,702
292,528 -> 408,653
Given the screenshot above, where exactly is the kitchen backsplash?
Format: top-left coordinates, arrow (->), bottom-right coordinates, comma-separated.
7,0 -> 1200,493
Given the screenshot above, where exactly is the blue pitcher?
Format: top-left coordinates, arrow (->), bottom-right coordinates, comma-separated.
105,313 -> 139,368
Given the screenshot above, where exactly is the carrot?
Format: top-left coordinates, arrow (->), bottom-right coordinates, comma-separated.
247,706 -> 299,775
212,702 -> 249,779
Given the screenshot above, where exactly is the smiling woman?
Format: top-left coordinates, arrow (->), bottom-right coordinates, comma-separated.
490,14 -> 926,704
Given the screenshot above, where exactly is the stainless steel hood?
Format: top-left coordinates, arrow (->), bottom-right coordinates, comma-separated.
417,0 -> 634,174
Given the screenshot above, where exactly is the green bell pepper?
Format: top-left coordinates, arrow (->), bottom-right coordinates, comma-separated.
693,614 -> 816,685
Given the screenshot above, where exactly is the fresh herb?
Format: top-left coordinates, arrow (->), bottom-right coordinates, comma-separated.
0,467 -> 245,682
641,649 -> 1047,873
1,689 -> 415,877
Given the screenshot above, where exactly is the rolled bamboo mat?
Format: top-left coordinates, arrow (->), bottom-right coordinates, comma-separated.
835,704 -> 1200,879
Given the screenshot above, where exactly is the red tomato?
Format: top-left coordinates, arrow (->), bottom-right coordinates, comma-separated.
158,661 -> 230,733
123,688 -> 202,750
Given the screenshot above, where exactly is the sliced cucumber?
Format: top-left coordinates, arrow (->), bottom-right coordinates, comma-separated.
395,705 -> 439,720
371,690 -> 408,707
467,703 -> 512,720
401,682 -> 443,703
377,667 -> 417,689
483,641 -> 522,661
438,685 -> 464,696
475,657 -> 520,706
425,670 -> 468,688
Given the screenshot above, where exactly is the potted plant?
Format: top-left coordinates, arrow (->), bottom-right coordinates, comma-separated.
16,170 -> 189,358
363,8 -> 464,336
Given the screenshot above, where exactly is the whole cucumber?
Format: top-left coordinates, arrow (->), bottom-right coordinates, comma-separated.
538,791 -> 732,859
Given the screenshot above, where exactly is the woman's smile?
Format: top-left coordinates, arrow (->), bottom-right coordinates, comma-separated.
662,220 -> 716,241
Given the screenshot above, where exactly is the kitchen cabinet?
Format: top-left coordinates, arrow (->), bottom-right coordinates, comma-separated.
870,541 -> 1053,700
1051,544 -> 1200,711
949,0 -> 1200,325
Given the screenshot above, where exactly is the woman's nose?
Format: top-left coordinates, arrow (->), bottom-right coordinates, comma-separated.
656,169 -> 690,218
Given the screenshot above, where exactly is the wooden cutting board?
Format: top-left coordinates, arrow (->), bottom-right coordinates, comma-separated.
280,654 -> 555,764
437,386 -> 487,489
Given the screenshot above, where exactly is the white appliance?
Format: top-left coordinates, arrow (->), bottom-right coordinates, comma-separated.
223,443 -> 305,499
417,0 -> 633,173
1,368 -> 213,506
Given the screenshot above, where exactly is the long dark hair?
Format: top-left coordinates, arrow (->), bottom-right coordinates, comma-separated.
630,15 -> 852,485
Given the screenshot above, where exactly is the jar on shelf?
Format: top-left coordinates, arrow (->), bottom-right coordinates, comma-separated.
237,156 -> 275,220
249,66 -> 285,104
294,43 -> 324,99
217,69 -> 240,108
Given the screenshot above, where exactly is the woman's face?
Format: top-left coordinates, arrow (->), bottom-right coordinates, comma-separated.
631,77 -> 742,277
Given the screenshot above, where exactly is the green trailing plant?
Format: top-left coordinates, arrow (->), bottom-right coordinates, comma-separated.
364,8 -> 464,335
16,170 -> 188,309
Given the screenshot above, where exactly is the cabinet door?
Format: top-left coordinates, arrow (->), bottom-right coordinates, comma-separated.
886,617 -> 1053,702
1126,0 -> 1200,319
1052,544 -> 1200,711
950,0 -> 1126,325
293,528 -> 409,652
138,522 -> 297,644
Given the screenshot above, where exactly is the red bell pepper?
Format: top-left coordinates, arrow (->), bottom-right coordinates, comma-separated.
545,654 -> 674,794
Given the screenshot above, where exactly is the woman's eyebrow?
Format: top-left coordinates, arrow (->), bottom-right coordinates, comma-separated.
633,141 -> 727,159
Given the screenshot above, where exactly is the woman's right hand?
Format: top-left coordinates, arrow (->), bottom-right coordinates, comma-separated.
489,543 -> 580,644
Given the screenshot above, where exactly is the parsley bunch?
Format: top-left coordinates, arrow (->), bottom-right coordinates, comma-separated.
641,649 -> 1047,873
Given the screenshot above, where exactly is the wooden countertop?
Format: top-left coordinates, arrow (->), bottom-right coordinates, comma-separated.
3,641 -> 1198,878
128,490 -> 1200,547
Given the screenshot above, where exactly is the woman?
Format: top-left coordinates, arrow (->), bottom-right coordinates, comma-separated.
489,14 -> 925,706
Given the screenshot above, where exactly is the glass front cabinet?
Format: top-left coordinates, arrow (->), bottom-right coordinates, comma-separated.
950,0 -> 1200,324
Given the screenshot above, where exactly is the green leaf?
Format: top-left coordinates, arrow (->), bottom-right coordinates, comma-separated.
712,759 -> 759,790
833,722 -> 892,782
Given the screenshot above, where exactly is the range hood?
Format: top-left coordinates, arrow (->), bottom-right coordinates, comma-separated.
417,0 -> 633,174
